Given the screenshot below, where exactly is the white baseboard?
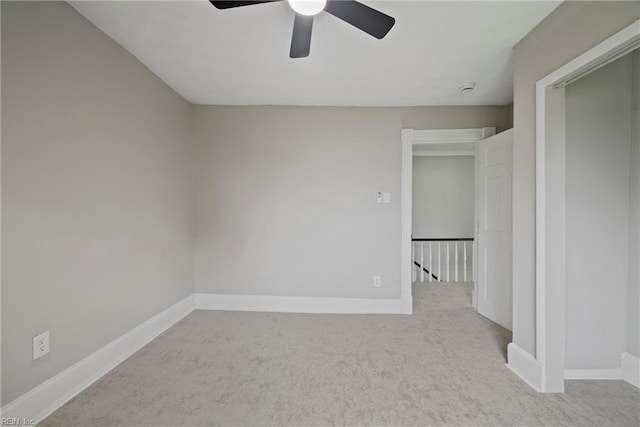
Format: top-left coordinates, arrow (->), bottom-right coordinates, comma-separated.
1,292 -> 412,423
194,293 -> 413,315
622,351 -> 640,388
506,342 -> 543,392
563,352 -> 639,389
0,295 -> 196,424
564,368 -> 623,380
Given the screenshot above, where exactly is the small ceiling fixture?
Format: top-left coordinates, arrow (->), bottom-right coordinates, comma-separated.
458,82 -> 476,93
287,0 -> 326,16
209,0 -> 395,59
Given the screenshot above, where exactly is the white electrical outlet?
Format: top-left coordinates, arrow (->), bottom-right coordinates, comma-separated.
33,331 -> 50,360
373,276 -> 381,287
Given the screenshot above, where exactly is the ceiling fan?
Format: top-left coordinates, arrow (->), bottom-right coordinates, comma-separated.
209,0 -> 395,58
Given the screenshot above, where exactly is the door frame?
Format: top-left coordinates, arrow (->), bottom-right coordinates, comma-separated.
534,20 -> 639,392
400,127 -> 496,309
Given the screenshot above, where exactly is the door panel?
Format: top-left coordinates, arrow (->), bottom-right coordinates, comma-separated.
477,129 -> 513,331
486,176 -> 502,231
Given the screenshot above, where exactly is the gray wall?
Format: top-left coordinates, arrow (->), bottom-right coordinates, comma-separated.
412,156 -> 474,238
512,1 -> 640,356
193,106 -> 509,299
565,54 -> 632,369
629,50 -> 640,357
1,1 -> 194,405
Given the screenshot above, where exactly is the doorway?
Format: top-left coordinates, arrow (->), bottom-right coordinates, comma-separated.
401,128 -> 513,330
411,152 -> 475,287
534,21 -> 639,392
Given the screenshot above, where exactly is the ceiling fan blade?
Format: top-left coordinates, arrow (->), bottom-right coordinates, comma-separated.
324,0 -> 395,39
290,15 -> 313,58
209,1 -> 282,9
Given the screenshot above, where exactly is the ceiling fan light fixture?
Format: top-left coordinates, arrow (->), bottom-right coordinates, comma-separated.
210,0 -> 396,58
287,0 -> 327,16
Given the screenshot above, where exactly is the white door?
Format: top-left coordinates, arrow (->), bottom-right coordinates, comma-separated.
477,129 -> 513,331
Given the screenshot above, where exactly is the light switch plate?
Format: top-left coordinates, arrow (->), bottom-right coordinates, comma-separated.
376,191 -> 383,204
383,192 -> 391,203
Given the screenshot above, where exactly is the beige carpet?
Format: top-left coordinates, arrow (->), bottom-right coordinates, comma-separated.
41,283 -> 640,426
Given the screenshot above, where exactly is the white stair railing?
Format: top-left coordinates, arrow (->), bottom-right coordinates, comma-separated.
411,238 -> 474,283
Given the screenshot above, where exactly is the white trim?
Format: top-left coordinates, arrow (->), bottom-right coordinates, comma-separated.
194,293 -> 412,315
535,83 -> 547,371
534,19 -> 640,393
0,295 -> 196,424
537,20 -> 639,90
562,352 -> 639,389
472,143 -> 479,310
506,343 -> 543,392
622,351 -> 640,388
412,150 -> 476,157
550,30 -> 640,88
0,291 -> 414,424
564,369 -> 623,380
401,131 -> 413,306
407,127 -> 495,145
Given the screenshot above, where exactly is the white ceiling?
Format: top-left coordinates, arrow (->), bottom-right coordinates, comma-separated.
69,1 -> 560,106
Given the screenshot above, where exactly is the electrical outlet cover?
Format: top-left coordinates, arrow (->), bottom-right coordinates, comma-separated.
33,331 -> 50,360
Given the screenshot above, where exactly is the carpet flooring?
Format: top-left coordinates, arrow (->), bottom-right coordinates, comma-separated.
41,283 -> 639,426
